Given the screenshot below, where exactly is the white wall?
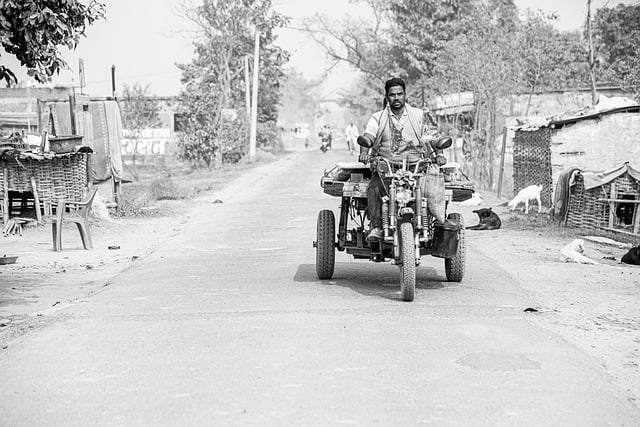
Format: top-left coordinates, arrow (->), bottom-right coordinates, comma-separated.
550,112 -> 640,185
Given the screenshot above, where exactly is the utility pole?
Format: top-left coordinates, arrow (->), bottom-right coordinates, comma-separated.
586,0 -> 599,105
111,65 -> 117,100
79,58 -> 86,95
244,56 -> 251,119
249,27 -> 260,163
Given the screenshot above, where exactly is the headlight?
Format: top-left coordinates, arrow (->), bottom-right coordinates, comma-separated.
396,189 -> 413,204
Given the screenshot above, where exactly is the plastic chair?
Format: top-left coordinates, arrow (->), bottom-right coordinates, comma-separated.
51,186 -> 99,251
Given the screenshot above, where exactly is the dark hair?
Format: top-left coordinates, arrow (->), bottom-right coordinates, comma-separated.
384,77 -> 405,95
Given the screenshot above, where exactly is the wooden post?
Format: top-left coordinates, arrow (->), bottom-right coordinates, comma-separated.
30,176 -> 42,223
2,166 -> 8,223
113,178 -> 121,211
497,126 -> 508,198
36,99 -> 42,133
608,183 -> 617,229
69,94 -> 77,135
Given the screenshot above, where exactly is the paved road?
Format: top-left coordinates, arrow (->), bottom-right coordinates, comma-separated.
1,147 -> 639,426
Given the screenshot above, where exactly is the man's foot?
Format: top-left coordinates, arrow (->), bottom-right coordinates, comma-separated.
366,227 -> 383,242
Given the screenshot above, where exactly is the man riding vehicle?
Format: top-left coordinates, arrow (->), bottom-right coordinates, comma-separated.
357,77 -> 449,242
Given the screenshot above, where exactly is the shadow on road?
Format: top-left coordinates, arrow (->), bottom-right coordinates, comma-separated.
294,262 -> 458,301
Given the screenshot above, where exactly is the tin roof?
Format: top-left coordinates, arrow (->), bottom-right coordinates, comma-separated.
514,95 -> 640,131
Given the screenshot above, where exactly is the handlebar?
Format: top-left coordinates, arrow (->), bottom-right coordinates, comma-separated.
369,156 -> 432,175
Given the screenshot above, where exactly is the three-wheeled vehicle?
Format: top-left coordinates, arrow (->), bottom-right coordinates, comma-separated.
313,153 -> 474,301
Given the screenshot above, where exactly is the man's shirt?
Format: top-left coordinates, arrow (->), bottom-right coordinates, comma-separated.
364,104 -> 424,164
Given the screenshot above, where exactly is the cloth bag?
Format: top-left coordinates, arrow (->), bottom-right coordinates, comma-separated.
420,163 -> 446,223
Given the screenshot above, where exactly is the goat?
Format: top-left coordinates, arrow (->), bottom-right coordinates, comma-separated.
508,184 -> 542,214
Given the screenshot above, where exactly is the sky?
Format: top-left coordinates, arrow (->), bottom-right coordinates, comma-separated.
4,0 -> 638,98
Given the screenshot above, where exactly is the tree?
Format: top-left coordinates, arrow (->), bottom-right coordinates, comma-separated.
388,0 -> 475,103
435,0 -> 521,189
518,11 -> 589,114
0,0 -> 105,85
120,83 -> 162,180
176,0 -> 288,169
593,3 -> 640,101
302,0 -> 400,90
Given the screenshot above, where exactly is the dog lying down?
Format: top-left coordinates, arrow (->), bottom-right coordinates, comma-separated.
560,239 -> 600,265
467,207 -> 501,230
621,245 -> 640,265
508,184 -> 542,214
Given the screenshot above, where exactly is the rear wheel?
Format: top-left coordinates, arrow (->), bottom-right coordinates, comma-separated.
399,221 -> 416,301
316,210 -> 335,279
445,212 -> 466,282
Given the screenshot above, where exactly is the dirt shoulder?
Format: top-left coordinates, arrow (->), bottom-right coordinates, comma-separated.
0,156 -> 259,345
457,193 -> 640,406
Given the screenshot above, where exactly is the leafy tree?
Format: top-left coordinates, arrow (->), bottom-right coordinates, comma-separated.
120,83 -> 162,180
435,0 -> 521,188
176,0 -> 288,169
0,0 -> 105,85
388,0 -> 474,103
518,11 -> 589,114
593,3 -> 640,101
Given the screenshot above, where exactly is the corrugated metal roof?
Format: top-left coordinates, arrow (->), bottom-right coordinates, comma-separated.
514,95 -> 640,131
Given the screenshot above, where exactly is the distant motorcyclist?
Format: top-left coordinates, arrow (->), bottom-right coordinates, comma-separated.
357,77 -> 447,241
318,125 -> 332,153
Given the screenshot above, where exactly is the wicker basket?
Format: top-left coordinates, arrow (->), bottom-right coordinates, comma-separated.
0,153 -> 89,206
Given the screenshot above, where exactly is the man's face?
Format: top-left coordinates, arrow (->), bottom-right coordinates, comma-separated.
386,85 -> 405,111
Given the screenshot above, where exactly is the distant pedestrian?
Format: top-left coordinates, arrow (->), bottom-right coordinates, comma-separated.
345,122 -> 358,155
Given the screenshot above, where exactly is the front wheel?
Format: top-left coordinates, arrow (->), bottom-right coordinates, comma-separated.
316,210 -> 335,279
399,221 -> 416,301
445,212 -> 466,282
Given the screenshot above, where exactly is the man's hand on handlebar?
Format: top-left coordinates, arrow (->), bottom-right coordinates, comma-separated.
358,152 -> 370,164
435,154 -> 447,166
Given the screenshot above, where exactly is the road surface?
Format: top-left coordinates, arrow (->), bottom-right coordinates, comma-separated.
1,146 -> 638,426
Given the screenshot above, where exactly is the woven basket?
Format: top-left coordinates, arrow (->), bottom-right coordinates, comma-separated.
0,153 -> 89,206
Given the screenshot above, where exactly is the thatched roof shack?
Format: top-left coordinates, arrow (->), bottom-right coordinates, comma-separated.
565,163 -> 640,235
511,96 -> 640,207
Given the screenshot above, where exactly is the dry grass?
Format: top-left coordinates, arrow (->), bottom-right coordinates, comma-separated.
115,150 -> 287,218
503,209 -> 639,245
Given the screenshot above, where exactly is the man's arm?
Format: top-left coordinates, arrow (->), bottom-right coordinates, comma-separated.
358,112 -> 381,163
357,133 -> 374,163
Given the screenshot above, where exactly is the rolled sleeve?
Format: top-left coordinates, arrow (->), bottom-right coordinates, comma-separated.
364,112 -> 382,138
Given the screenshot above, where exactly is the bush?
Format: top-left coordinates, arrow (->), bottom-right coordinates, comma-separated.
147,178 -> 189,201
